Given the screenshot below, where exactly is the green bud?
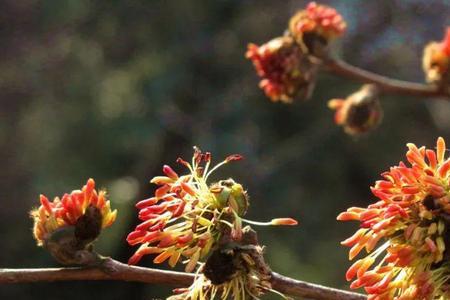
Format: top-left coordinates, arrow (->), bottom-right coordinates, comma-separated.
210,179 -> 249,216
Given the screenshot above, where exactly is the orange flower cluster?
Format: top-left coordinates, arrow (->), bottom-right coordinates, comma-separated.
127,148 -> 297,274
289,2 -> 346,53
127,148 -> 249,272
338,137 -> 450,299
31,179 -> 117,246
423,27 -> 450,85
246,36 -> 315,103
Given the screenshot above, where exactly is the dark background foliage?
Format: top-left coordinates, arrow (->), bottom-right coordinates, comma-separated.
1,0 -> 450,299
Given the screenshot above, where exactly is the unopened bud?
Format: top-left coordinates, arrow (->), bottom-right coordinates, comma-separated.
328,84 -> 383,135
31,179 -> 117,265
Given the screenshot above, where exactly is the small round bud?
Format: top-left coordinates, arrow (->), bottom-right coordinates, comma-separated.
328,84 -> 383,135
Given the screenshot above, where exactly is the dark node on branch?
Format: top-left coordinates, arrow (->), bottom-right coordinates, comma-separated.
44,226 -> 101,266
346,86 -> 380,131
301,32 -> 328,58
42,206 -> 104,267
203,248 -> 237,285
75,205 -> 103,242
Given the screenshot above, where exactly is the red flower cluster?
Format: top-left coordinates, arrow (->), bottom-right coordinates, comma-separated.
423,27 -> 450,84
31,179 -> 117,246
289,2 -> 346,52
246,36 -> 315,103
338,138 -> 450,299
246,2 -> 345,103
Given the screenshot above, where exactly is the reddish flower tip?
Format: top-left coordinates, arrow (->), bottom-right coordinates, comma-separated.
442,27 -> 450,56
225,154 -> 244,162
163,165 -> 178,180
271,218 -> 298,226
86,178 -> 95,188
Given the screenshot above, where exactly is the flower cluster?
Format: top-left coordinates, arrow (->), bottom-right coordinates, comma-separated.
246,36 -> 316,103
338,137 -> 450,299
31,178 -> 117,247
127,148 -> 297,274
127,149 -> 246,272
423,27 -> 450,85
246,2 -> 345,103
289,2 -> 346,55
328,84 -> 383,135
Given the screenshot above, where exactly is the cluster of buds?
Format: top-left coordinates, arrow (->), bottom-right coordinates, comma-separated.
246,36 -> 316,103
423,27 -> 450,87
127,148 -> 297,297
246,2 -> 345,103
338,137 -> 450,299
169,228 -> 275,300
328,84 -> 383,135
30,179 -> 117,265
289,1 -> 346,56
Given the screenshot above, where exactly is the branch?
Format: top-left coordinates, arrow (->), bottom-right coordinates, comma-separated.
271,272 -> 365,300
323,57 -> 450,99
0,258 -> 366,300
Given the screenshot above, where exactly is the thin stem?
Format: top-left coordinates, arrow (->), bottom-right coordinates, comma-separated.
241,218 -> 273,226
0,258 -> 366,300
323,57 -> 450,99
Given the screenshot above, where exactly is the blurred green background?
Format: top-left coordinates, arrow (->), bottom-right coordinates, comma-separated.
1,0 -> 450,299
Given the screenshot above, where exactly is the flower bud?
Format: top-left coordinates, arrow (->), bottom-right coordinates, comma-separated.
288,2 -> 346,57
422,27 -> 450,86
30,179 -> 117,265
328,84 -> 382,135
246,36 -> 317,103
210,179 -> 249,216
